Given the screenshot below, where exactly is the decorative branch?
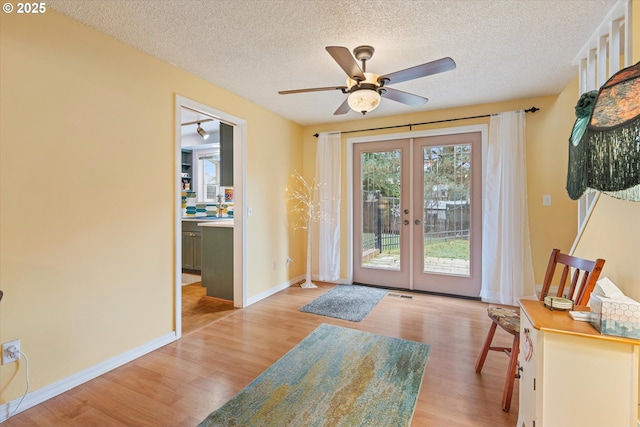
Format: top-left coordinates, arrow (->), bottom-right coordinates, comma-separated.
286,171 -> 331,288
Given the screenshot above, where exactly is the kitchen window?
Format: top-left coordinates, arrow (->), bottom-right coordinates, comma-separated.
194,150 -> 220,202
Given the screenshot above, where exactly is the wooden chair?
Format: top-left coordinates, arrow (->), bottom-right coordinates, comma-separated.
474,248 -> 605,411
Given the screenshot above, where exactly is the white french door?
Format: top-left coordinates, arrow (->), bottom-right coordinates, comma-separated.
412,132 -> 482,296
353,132 -> 482,297
353,139 -> 411,289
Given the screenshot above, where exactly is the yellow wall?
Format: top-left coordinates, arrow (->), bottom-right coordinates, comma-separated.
0,10 -> 303,402
302,96 -> 579,284
573,0 -> 640,300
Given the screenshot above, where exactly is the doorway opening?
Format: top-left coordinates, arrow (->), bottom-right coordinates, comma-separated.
175,95 -> 246,337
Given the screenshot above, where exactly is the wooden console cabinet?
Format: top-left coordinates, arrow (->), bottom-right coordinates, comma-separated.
517,300 -> 639,427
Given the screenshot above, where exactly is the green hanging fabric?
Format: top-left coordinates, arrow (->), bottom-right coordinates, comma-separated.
566,61 -> 640,202
566,91 -> 597,200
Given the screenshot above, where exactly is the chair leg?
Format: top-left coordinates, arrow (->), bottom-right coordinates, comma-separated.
501,333 -> 520,412
475,321 -> 498,373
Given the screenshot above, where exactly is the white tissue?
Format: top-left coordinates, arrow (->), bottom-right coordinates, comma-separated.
592,277 -> 636,303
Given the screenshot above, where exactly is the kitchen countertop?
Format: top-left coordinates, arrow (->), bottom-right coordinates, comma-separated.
197,219 -> 234,228
181,217 -> 234,228
182,217 -> 230,221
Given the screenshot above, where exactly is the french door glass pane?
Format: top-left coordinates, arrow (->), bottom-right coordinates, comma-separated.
360,150 -> 402,271
422,144 -> 471,276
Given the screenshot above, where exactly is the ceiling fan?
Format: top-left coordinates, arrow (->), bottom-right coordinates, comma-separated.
278,45 -> 456,116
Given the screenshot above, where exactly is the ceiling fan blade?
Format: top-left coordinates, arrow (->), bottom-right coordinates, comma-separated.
381,87 -> 428,107
279,86 -> 347,94
326,46 -> 365,81
380,57 -> 456,85
333,98 -> 351,115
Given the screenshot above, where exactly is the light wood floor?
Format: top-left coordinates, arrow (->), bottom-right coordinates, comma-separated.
4,283 -> 518,427
181,283 -> 236,335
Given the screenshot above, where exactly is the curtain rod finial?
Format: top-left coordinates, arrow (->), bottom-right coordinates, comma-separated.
526,107 -> 540,113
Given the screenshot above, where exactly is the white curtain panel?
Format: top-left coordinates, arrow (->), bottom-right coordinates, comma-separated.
481,111 -> 535,305
315,132 -> 341,281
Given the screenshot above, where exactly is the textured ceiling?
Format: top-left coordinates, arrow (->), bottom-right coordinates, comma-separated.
47,0 -> 618,126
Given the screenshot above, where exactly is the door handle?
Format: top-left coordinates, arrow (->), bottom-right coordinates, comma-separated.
414,219 -> 421,225
403,220 -> 409,225
404,209 -> 409,214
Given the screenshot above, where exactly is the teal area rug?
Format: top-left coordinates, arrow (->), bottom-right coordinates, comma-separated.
300,284 -> 388,321
198,324 -> 430,427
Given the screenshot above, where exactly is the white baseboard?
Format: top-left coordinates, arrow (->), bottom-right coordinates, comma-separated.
0,332 -> 177,420
245,275 -> 350,306
246,275 -> 304,306
311,274 -> 349,285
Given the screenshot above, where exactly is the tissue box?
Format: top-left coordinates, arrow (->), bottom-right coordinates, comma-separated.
589,294 -> 640,339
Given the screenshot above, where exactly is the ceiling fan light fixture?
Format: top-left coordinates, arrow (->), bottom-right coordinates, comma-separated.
278,45 -> 456,116
196,123 -> 210,140
348,88 -> 381,114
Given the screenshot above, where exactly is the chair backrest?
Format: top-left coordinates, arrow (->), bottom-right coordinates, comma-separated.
538,248 -> 606,306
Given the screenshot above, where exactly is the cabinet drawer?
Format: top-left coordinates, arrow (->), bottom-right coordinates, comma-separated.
182,221 -> 202,233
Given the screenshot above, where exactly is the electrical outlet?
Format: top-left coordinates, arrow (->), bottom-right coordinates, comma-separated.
2,339 -> 20,364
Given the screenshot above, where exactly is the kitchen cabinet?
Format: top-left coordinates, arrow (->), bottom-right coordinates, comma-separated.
517,300 -> 640,427
201,225 -> 233,300
219,122 -> 233,187
181,221 -> 202,271
181,150 -> 192,190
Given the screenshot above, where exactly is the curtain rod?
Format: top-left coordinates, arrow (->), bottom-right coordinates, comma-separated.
313,106 -> 540,137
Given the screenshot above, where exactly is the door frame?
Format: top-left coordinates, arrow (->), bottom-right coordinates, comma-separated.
174,95 -> 247,338
346,124 -> 488,288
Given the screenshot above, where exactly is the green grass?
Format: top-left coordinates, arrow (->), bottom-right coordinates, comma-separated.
424,239 -> 469,260
365,234 -> 469,260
